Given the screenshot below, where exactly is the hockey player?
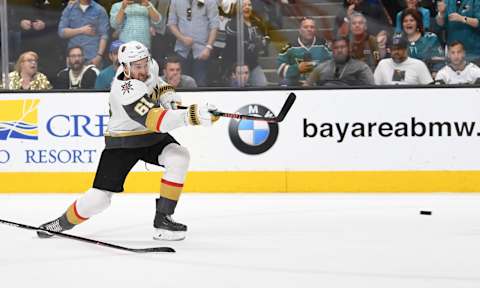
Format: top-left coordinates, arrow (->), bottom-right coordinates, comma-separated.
37,41 -> 219,241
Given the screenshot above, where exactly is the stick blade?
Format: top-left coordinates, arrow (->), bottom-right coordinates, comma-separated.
275,92 -> 296,122
134,246 -> 176,253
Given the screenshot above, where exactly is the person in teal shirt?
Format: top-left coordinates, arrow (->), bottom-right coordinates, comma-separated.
110,0 -> 162,49
95,40 -> 124,90
395,0 -> 431,32
277,17 -> 331,86
435,0 -> 480,60
401,9 -> 444,72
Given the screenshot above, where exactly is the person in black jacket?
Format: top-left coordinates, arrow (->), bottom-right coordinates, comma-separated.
16,0 -> 69,81
223,0 -> 270,86
55,46 -> 99,89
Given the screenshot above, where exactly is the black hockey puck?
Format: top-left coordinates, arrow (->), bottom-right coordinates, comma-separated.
420,210 -> 432,215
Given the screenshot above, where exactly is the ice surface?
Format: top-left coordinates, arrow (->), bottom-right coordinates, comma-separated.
1,193 -> 480,288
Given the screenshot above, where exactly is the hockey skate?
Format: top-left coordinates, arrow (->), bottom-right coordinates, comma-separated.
37,217 -> 74,238
153,214 -> 187,241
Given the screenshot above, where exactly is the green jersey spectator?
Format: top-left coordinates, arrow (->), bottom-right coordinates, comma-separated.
401,9 -> 444,71
435,0 -> 480,60
276,17 -> 331,86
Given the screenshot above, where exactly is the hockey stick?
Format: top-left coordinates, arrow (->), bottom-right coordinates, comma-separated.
0,218 -> 175,253
178,92 -> 296,123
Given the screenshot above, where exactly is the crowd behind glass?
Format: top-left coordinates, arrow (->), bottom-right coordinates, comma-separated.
1,0 -> 480,91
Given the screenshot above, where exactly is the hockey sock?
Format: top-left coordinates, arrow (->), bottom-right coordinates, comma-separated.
63,188 -> 113,226
157,179 -> 183,215
61,201 -> 88,225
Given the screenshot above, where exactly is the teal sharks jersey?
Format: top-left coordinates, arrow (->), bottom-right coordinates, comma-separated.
277,37 -> 332,86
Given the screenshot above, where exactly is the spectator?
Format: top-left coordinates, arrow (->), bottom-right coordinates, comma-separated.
95,40 -> 124,89
435,0 -> 480,61
110,0 -> 162,49
335,0 -> 392,38
277,17 -> 332,86
3,51 -> 52,90
230,63 -> 250,88
395,0 -> 431,32
150,0 -> 176,64
168,0 -> 220,86
435,41 -> 480,84
55,46 -> 99,89
58,0 -> 110,68
306,36 -> 374,86
224,0 -> 269,87
161,55 -> 197,88
349,12 -> 387,70
17,0 -> 69,80
374,34 -> 433,84
401,8 -> 444,71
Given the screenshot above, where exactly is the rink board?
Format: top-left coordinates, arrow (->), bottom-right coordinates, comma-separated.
1,88 -> 480,192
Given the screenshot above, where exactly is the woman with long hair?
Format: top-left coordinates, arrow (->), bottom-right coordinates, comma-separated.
224,0 -> 270,86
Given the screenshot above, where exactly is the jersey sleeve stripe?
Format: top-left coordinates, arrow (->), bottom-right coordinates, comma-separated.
156,110 -> 168,132
145,108 -> 166,131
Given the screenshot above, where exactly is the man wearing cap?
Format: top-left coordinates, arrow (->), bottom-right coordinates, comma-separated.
374,34 -> 433,85
95,40 -> 125,89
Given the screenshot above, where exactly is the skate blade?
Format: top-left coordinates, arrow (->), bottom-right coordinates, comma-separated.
37,230 -> 54,239
153,229 -> 186,241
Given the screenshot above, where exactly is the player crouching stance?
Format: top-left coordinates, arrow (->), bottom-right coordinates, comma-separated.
37,41 -> 218,241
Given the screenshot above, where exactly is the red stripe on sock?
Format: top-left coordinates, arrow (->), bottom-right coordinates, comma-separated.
73,201 -> 88,221
156,110 -> 168,132
161,178 -> 184,188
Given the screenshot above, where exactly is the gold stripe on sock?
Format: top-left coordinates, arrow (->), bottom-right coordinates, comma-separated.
65,201 -> 88,225
160,179 -> 183,201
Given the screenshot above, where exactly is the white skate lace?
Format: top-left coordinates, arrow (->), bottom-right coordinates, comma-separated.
44,219 -> 63,232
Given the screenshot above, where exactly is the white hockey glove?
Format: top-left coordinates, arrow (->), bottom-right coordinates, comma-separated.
159,90 -> 182,110
185,104 -> 220,126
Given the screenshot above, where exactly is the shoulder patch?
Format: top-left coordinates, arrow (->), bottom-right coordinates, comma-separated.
424,32 -> 438,39
121,80 -> 134,95
117,79 -> 149,105
315,38 -> 327,46
280,43 -> 292,53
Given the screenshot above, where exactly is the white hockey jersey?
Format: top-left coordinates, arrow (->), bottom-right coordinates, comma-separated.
435,62 -> 480,84
105,59 -> 178,148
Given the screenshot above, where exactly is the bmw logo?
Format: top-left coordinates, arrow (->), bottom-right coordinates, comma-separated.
228,104 -> 279,155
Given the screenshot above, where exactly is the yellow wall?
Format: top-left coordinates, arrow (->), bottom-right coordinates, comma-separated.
1,171 -> 480,193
